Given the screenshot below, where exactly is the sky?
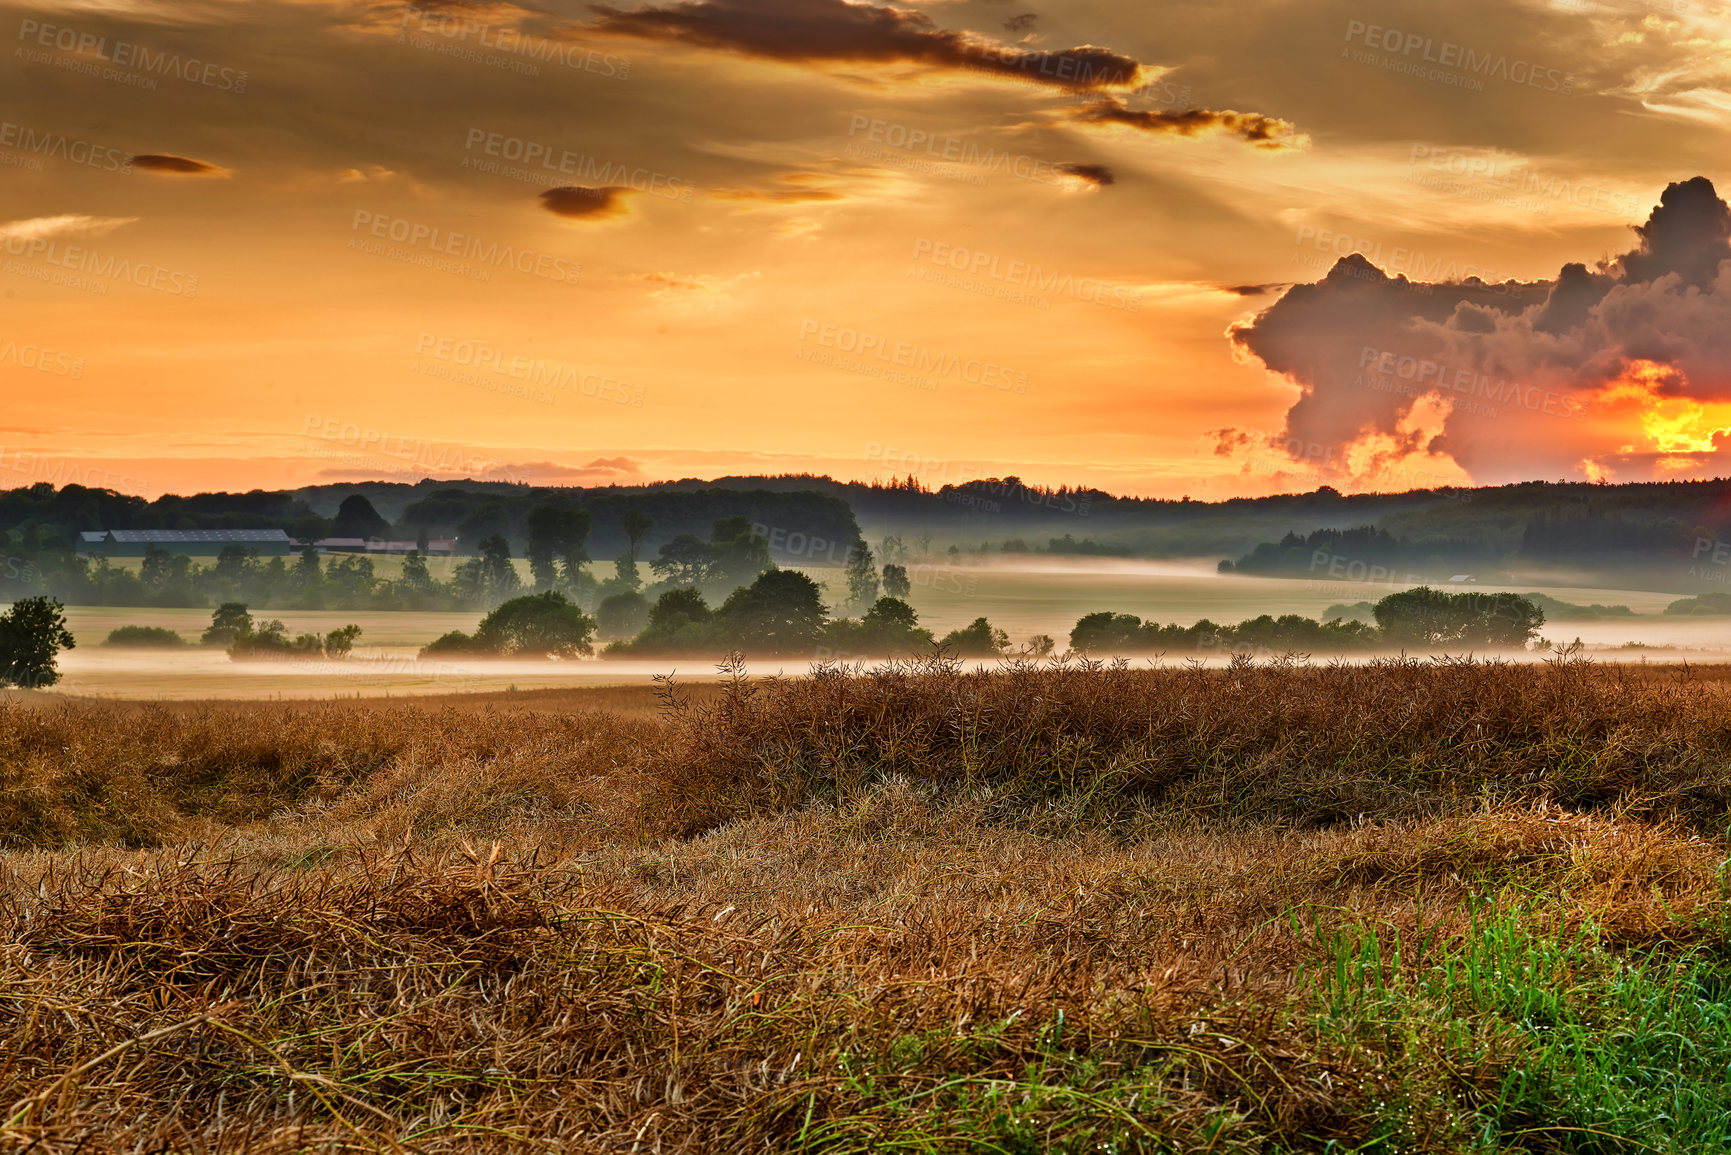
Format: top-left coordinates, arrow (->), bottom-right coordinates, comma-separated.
2,0 -> 1730,501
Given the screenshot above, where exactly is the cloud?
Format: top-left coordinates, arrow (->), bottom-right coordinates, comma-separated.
1053,162 -> 1113,187
130,154 -> 229,176
587,0 -> 1151,90
1068,97 -> 1306,149
1227,177 -> 1731,485
505,456 -> 644,482
540,185 -> 632,219
710,170 -> 850,203
642,270 -> 762,305
0,215 -> 137,242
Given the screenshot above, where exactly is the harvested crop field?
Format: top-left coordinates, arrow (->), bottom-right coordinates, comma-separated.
3,655 -> 1731,1152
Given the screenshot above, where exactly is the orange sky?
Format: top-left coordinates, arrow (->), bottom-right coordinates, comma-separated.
3,0 -> 1728,500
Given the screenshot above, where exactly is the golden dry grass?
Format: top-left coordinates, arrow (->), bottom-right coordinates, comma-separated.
2,656 -> 1730,1152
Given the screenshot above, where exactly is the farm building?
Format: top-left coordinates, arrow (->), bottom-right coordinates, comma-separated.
313,537 -> 456,556
78,529 -> 295,558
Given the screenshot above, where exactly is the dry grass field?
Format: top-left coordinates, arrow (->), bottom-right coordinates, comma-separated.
3,656 -> 1731,1152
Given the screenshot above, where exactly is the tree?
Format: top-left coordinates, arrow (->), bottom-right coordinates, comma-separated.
474,591 -> 595,657
526,503 -> 592,588
940,616 -> 1009,658
844,539 -> 879,610
650,534 -> 718,586
400,551 -> 435,594
709,517 -> 772,590
323,624 -> 362,657
202,602 -> 254,647
1069,611 -> 1147,654
621,507 -> 653,563
332,494 -> 389,540
1373,587 -> 1544,649
823,596 -> 935,656
0,596 -> 75,688
293,546 -> 324,609
649,587 -> 712,631
717,569 -> 827,654
882,563 -> 911,599
478,534 -> 521,599
597,590 -> 650,639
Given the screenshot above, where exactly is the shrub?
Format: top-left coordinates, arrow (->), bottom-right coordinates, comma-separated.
102,626 -> 187,648
939,616 -> 1009,658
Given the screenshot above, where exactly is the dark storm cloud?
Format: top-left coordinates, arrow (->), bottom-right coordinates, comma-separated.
540,185 -> 631,218
1054,162 -> 1113,186
130,154 -> 228,176
1228,178 -> 1731,481
1069,98 -> 1303,148
586,0 -> 1149,90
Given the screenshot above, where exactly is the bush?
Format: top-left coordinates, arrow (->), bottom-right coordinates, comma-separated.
228,620 -> 362,661
102,626 -> 187,648
420,630 -> 491,658
939,617 -> 1009,658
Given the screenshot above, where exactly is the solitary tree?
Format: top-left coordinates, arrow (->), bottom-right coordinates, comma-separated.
0,596 -> 76,689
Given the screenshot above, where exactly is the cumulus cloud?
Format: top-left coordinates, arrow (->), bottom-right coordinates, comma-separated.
130,154 -> 228,176
540,185 -> 632,219
0,214 -> 136,241
587,0 -> 1151,90
1228,177 -> 1731,484
1068,97 -> 1306,149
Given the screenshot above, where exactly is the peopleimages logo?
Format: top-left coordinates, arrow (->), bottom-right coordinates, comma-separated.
797,320 -> 1028,394
462,129 -> 693,200
1342,20 -> 1575,94
0,121 -> 131,172
17,18 -> 249,92
911,238 -> 1141,312
349,211 -> 581,284
0,339 -> 84,378
399,6 -> 629,79
413,333 -> 645,407
0,235 -> 199,297
846,115 -> 1068,185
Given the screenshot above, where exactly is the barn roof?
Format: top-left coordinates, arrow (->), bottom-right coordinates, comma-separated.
97,529 -> 293,544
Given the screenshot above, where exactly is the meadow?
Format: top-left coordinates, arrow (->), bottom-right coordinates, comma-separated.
4,655 -> 1731,1151
46,561 -> 1726,700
